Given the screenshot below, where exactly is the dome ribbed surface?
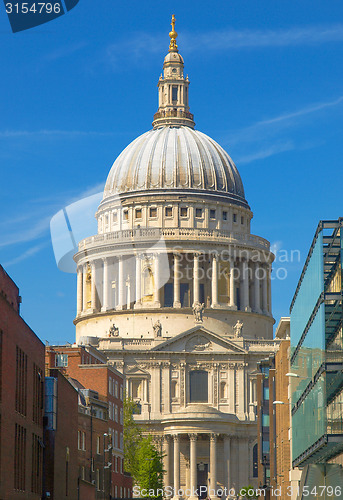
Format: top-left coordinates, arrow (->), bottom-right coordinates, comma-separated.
103,126 -> 246,202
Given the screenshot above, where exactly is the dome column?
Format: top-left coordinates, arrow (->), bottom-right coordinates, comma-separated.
82,264 -> 88,313
229,258 -> 237,309
90,261 -> 98,312
193,253 -> 200,305
211,254 -> 219,308
101,258 -> 110,312
154,253 -> 161,307
253,262 -> 262,314
116,256 -> 124,310
241,259 -> 251,312
76,266 -> 83,315
262,264 -> 268,315
134,255 -> 142,309
173,253 -> 181,308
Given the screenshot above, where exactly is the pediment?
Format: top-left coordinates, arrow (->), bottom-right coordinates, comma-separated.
125,366 -> 150,376
151,327 -> 247,354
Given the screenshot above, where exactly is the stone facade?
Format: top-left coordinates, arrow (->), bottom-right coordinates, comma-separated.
73,17 -> 279,497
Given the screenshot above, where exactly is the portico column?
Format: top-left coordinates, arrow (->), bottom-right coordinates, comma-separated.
173,254 -> 181,308
117,257 -> 124,310
254,262 -> 262,314
189,434 -> 198,500
91,261 -> 97,312
101,258 -> 110,312
77,266 -> 83,315
154,253 -> 161,307
210,433 -> 219,499
193,253 -> 200,305
172,435 -> 180,500
229,258 -> 236,309
82,264 -> 88,312
211,254 -> 219,307
135,255 -> 141,309
223,435 -> 231,492
262,264 -> 268,314
163,435 -> 171,488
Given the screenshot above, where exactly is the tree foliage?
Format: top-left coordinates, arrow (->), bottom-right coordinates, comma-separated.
123,397 -> 164,497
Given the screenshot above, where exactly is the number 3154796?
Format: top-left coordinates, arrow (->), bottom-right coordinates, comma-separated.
5,3 -> 61,14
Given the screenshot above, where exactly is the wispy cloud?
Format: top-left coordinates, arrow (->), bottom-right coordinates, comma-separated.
105,24 -> 343,68
0,181 -> 104,250
236,142 -> 295,164
0,130 -> 117,139
3,241 -> 49,267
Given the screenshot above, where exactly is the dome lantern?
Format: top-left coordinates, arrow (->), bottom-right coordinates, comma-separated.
152,15 -> 195,129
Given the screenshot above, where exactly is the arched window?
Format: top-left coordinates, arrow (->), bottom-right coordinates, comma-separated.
171,380 -> 178,399
220,381 -> 227,400
189,370 -> 208,403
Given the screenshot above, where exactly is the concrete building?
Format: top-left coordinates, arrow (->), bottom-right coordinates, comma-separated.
73,17 -> 280,497
46,344 -> 131,499
290,219 -> 343,497
0,264 -> 45,499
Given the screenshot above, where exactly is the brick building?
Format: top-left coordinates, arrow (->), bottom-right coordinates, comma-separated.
0,264 -> 45,499
46,344 -> 132,499
256,318 -> 298,500
43,368 -> 79,499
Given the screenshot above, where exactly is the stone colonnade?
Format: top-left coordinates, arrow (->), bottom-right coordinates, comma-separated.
162,433 -> 250,499
76,252 -> 271,316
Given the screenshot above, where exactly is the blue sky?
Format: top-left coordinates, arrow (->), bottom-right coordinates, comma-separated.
1,1 -> 343,344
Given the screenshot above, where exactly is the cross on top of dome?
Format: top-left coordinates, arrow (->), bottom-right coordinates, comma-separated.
169,14 -> 178,52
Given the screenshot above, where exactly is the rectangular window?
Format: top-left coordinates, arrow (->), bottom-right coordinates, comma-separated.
195,208 -> 203,218
109,377 -> 112,395
165,206 -> 172,217
96,436 -> 101,455
120,385 -> 123,401
113,211 -> 118,223
262,414 -> 270,427
55,354 -> 68,368
32,363 -> 43,425
222,211 -> 227,221
31,433 -> 42,495
135,208 -> 142,219
263,386 -> 270,400
96,469 -> 100,491
14,423 -> 26,491
189,370 -> 208,403
16,346 -> 27,415
241,216 -> 244,224
172,86 -> 178,102
210,209 -> 216,219
123,210 -> 129,221
149,207 -> 157,218
233,213 -> 237,223
180,207 -> 188,217
115,381 -> 119,398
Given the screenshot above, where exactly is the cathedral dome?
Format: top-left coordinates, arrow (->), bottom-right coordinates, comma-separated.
102,125 -> 247,206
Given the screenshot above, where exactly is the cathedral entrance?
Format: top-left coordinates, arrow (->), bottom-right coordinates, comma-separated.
197,462 -> 208,499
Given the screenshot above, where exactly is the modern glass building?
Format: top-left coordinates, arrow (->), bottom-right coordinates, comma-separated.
290,219 -> 343,490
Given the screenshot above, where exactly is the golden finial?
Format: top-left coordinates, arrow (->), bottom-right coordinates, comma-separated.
169,14 -> 178,51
